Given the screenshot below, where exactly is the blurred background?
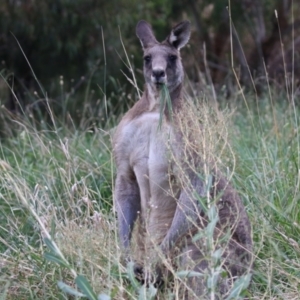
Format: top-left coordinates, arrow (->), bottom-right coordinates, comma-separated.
0,0 -> 299,127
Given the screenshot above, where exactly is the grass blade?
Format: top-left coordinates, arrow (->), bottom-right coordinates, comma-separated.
75,275 -> 98,300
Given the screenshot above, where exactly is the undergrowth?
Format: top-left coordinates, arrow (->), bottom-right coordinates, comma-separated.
0,87 -> 299,299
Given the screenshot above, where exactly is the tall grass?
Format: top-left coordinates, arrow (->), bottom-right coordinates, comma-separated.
0,113 -> 117,299
232,95 -> 300,299
0,83 -> 299,299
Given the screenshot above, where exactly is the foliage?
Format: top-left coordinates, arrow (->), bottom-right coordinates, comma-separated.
1,0 -> 298,118
0,0 -> 177,113
186,0 -> 300,92
0,84 -> 300,298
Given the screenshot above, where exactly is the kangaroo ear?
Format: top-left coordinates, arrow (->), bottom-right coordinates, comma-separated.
167,20 -> 191,50
136,20 -> 158,49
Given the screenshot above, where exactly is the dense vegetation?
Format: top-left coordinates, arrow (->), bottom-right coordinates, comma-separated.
0,0 -> 299,116
1,85 -> 300,298
0,1 -> 299,299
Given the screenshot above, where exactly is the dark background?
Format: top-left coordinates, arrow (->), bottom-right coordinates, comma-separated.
0,0 -> 299,125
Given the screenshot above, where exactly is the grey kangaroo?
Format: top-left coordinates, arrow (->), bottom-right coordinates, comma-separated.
113,20 -> 253,298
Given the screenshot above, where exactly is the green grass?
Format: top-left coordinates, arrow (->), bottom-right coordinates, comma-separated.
232,96 -> 300,299
0,89 -> 299,299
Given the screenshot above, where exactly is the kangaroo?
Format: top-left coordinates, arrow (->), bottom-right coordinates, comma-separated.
113,20 -> 253,298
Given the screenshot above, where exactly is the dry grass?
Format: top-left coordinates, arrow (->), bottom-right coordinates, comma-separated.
0,88 -> 300,299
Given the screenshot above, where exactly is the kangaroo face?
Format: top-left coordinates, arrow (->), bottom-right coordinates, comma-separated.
136,20 -> 191,94
142,44 -> 183,92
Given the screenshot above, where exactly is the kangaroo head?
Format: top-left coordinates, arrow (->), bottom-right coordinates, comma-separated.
136,20 -> 191,94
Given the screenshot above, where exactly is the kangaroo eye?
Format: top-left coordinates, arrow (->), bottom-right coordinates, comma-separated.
169,55 -> 177,62
144,55 -> 151,63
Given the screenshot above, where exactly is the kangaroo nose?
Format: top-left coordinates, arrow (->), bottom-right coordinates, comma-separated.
152,69 -> 165,80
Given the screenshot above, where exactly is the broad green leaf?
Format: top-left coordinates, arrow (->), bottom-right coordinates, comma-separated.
207,205 -> 218,221
205,174 -> 213,193
138,283 -> 157,300
207,267 -> 222,289
75,275 -> 98,300
225,274 -> 252,300
206,217 -> 218,238
212,248 -> 223,264
44,252 -> 70,268
192,230 -> 205,242
126,261 -> 141,290
58,281 -> 85,297
44,237 -> 58,254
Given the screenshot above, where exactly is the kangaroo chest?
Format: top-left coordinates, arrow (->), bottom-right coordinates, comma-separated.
119,112 -> 178,239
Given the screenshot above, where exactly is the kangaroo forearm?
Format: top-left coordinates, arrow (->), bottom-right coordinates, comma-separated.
160,211 -> 189,254
160,190 -> 202,254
